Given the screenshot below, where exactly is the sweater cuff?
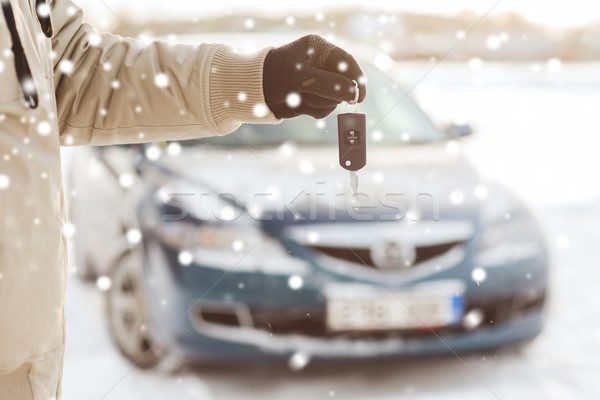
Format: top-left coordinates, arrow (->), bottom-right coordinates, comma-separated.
208,45 -> 281,134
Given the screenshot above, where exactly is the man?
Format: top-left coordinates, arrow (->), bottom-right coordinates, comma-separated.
0,0 -> 366,397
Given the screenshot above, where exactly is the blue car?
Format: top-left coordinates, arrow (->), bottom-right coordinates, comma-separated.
69,60 -> 548,368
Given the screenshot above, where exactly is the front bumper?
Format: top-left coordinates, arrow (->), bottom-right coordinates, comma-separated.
141,231 -> 548,362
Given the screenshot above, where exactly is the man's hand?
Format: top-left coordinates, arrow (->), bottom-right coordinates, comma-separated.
263,34 -> 367,119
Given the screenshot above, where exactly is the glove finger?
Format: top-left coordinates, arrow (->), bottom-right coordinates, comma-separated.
325,47 -> 367,103
302,93 -> 341,109
301,65 -> 357,103
301,104 -> 337,119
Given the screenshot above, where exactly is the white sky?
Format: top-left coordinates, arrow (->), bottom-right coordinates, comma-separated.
78,0 -> 600,29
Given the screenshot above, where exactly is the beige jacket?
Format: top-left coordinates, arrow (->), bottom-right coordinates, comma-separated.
0,0 -> 278,397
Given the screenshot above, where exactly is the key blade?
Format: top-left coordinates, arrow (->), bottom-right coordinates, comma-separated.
350,171 -> 359,211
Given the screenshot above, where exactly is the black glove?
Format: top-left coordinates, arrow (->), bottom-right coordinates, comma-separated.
263,34 -> 367,119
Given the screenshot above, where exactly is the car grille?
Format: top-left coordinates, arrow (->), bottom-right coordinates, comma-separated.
309,241 -> 462,270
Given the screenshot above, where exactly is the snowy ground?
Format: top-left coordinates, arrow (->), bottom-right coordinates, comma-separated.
61,62 -> 600,399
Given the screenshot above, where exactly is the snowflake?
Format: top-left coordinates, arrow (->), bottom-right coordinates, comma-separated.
445,140 -> 460,155
232,240 -> 244,252
298,159 -> 314,174
471,267 -> 487,284
486,35 -> 501,50
337,61 -> 348,72
547,58 -> 562,72
0,60 -> 4,74
288,275 -> 304,290
285,16 -> 295,25
145,145 -> 161,161
167,142 -> 181,156
286,92 -> 301,108
154,73 -> 169,88
372,130 -> 383,142
0,174 -> 10,190
315,120 -> 326,130
307,231 -> 319,244
463,309 -> 484,330
62,222 -> 76,237
473,185 -> 489,200
96,276 -> 112,291
244,18 -> 255,29
37,3 -> 50,17
289,351 -> 310,370
111,80 -> 120,89
468,57 -> 483,71
374,53 -> 393,71
219,206 -> 236,221
178,251 -> 193,266
237,92 -> 247,102
88,33 -> 101,46
252,103 -> 268,118
119,173 -> 133,188
449,189 -> 465,205
373,171 -> 384,183
456,30 -> 466,39
102,62 -> 112,71
126,229 -> 142,245
315,11 -> 325,22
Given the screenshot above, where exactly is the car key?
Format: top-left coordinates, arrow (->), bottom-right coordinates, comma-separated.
337,80 -> 366,211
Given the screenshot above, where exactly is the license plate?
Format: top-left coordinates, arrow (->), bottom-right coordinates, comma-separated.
325,281 -> 465,332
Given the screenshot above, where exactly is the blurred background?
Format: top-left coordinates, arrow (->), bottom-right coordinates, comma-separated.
60,1 -> 600,399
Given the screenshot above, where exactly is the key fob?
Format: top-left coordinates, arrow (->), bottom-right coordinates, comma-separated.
337,112 -> 366,171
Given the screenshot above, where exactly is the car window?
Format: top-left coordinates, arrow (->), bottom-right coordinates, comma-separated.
181,63 -> 446,148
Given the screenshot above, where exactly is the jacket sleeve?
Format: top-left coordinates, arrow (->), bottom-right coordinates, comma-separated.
50,0 -> 280,146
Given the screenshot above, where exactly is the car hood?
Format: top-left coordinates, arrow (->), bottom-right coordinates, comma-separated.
155,142 -> 483,225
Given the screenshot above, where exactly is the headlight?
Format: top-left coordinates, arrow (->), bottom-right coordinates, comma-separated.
475,186 -> 545,268
160,220 -> 262,253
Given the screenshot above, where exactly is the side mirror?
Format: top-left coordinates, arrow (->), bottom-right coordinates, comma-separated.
445,123 -> 474,138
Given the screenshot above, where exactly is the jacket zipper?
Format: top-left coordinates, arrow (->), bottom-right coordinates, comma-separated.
1,0 -> 54,109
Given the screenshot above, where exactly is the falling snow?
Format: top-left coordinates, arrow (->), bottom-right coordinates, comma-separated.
468,57 -> 484,71
237,92 -> 247,102
0,174 -> 10,190
154,73 -> 169,88
449,190 -> 465,205
374,53 -> 393,71
145,145 -> 161,161
126,229 -> 142,245
289,351 -> 310,370
36,3 -> 50,17
463,309 -> 484,330
37,120 -> 52,136
96,276 -> 112,291
288,275 -> 304,290
286,92 -> 301,108
62,222 -> 76,238
167,142 -> 182,156
471,267 -> 487,283
178,251 -> 193,266
118,173 -> 134,188
299,159 -> 314,174
252,103 -> 268,118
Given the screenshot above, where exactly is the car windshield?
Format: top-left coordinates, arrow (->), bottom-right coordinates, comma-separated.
182,63 -> 446,148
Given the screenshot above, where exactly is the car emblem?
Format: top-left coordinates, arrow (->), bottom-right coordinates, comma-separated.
370,241 -> 417,270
